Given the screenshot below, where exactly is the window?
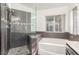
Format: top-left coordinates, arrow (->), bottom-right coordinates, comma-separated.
46,14 -> 65,32
46,16 -> 54,31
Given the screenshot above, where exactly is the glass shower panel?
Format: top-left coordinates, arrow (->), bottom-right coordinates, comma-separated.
11,9 -> 27,33
31,8 -> 37,32
26,12 -> 31,33
10,9 -> 31,48
1,3 -> 10,55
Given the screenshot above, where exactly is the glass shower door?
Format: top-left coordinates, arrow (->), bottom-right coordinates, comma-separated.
1,3 -> 10,55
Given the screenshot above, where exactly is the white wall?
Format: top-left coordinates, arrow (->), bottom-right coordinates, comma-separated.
77,5 -> 79,34
37,6 -> 72,32
68,5 -> 76,34
7,3 -> 77,33
75,4 -> 79,35
7,3 -> 33,12
67,4 -> 79,34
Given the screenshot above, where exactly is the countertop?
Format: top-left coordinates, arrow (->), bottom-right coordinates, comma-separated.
30,34 -> 41,38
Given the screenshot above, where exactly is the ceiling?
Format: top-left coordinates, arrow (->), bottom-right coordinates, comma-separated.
22,3 -> 74,10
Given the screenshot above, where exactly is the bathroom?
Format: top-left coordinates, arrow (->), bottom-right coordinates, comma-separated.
0,3 -> 79,55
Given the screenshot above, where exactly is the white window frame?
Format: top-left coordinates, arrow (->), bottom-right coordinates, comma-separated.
46,14 -> 65,32
72,7 -> 77,35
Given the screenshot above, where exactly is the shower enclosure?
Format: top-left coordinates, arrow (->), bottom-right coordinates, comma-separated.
0,3 -> 37,55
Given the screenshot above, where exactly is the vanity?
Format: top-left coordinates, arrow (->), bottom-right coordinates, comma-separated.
27,33 -> 42,55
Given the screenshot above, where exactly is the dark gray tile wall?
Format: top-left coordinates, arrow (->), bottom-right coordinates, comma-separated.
11,9 -> 31,33
10,32 -> 27,48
